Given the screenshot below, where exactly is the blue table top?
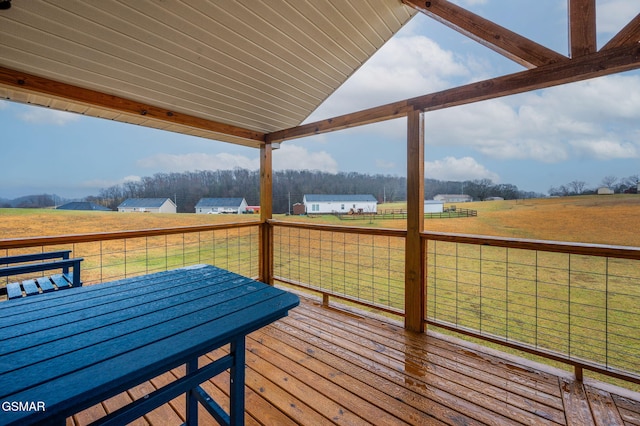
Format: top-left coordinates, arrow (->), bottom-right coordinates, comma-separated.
0,264 -> 299,425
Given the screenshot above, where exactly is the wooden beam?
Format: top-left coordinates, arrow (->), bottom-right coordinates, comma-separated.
410,44 -> 640,112
266,102 -> 411,143
0,66 -> 265,143
405,108 -> 425,333
602,13 -> 640,50
568,0 -> 597,58
259,143 -> 274,284
266,43 -> 640,143
402,0 -> 566,68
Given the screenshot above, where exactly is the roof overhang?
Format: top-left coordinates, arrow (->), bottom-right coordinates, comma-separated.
1,1 -> 639,148
0,0 -> 415,148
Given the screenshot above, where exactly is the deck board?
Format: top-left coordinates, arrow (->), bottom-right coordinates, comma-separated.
67,296 -> 640,426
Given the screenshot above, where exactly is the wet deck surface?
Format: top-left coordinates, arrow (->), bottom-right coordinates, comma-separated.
69,296 -> 640,425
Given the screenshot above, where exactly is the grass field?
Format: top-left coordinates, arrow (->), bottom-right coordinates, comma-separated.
2,195 -> 640,384
0,208 -> 259,239
2,194 -> 640,246
278,194 -> 640,246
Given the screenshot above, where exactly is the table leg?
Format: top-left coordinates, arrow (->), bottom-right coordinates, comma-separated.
229,337 -> 246,426
186,357 -> 199,426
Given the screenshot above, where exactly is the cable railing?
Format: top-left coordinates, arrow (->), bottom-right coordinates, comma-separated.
0,223 -> 259,291
271,221 -> 406,315
3,220 -> 640,385
423,232 -> 640,384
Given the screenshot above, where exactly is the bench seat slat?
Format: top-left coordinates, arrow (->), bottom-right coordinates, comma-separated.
50,274 -> 73,289
6,283 -> 23,300
36,277 -> 55,293
22,279 -> 40,296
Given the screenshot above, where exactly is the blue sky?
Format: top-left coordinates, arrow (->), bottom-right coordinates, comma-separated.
2,0 -> 640,199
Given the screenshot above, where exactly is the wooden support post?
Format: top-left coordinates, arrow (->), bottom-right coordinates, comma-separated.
575,365 -> 584,382
259,143 -> 274,284
405,108 -> 425,333
322,294 -> 329,307
569,0 -> 597,58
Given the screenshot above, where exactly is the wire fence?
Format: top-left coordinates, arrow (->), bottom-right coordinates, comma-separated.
3,221 -> 640,383
424,234 -> 640,381
272,222 -> 405,315
334,208 -> 477,220
0,223 -> 259,294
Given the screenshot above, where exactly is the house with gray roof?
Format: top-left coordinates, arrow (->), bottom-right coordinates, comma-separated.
303,194 -> 377,215
117,198 -> 176,213
57,201 -> 111,211
195,198 -> 248,214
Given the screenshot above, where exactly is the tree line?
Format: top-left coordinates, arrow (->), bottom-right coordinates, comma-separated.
85,169 -> 543,213
7,170 -> 636,211
548,174 -> 639,196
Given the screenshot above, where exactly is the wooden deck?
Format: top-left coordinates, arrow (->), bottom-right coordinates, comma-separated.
68,295 -> 640,426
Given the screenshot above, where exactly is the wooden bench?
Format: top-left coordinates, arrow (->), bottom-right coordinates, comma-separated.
0,250 -> 83,300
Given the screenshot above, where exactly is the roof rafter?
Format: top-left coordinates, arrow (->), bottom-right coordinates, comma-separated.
0,66 -> 266,144
569,0 -> 597,58
266,43 -> 640,143
402,0 -> 567,69
602,13 -> 640,50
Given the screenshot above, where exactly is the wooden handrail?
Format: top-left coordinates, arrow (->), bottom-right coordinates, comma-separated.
0,222 -> 260,250
422,231 -> 640,260
268,220 -> 407,238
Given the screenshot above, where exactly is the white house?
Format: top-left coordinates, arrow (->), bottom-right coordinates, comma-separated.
424,200 -> 444,213
117,198 -> 176,213
303,194 -> 377,214
433,194 -> 473,203
597,187 -> 614,195
195,198 -> 248,214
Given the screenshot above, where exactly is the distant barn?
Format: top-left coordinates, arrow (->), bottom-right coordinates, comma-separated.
424,200 -> 444,213
434,194 -> 473,203
57,202 -> 111,211
292,203 -> 305,215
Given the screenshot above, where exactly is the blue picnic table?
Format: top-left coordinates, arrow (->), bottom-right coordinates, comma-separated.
0,264 -> 299,426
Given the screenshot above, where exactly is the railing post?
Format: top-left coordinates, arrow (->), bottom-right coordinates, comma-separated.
259,142 -> 274,284
405,108 -> 425,332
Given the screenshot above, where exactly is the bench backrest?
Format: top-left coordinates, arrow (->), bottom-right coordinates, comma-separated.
0,251 -> 83,298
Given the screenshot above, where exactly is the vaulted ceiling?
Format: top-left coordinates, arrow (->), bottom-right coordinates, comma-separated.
0,0 -> 415,147
0,0 -> 639,148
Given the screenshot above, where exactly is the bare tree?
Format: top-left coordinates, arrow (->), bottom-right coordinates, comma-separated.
600,175 -> 617,188
568,180 -> 587,195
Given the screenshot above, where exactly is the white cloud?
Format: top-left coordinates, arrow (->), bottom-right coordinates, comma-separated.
18,108 -> 80,126
307,35 -> 470,121
135,145 -> 338,174
597,0 -> 640,34
274,145 -> 338,173
137,152 -> 259,172
425,156 -> 499,182
423,74 -> 640,163
570,138 -> 638,160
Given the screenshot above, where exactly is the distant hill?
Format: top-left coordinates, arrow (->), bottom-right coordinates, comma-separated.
0,194 -> 67,208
